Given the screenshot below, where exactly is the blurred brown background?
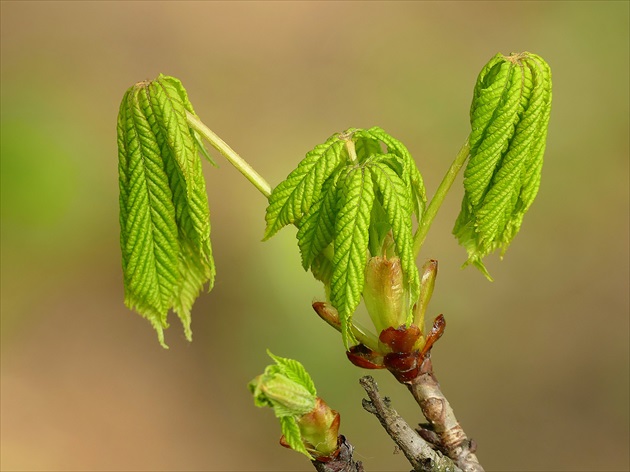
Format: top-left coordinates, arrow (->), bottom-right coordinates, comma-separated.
1,1 -> 628,471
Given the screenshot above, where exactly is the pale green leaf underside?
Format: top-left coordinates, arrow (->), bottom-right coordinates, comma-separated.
454,52 -> 552,278
118,75 -> 215,347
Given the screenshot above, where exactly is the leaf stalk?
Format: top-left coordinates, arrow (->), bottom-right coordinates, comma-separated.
186,110 -> 272,198
413,140 -> 470,257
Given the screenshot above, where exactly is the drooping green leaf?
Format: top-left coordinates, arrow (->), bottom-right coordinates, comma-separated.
331,165 -> 375,347
118,76 -> 215,346
454,52 -> 552,278
358,127 -> 427,220
143,81 -> 215,340
118,85 -> 181,348
158,74 -> 218,167
264,133 -> 348,240
148,76 -> 199,197
280,416 -> 313,460
503,54 -> 552,245
369,160 -> 420,323
296,170 -> 342,270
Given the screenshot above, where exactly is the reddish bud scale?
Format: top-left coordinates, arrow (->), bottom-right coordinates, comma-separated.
383,351 -> 421,383
379,324 -> 421,352
346,316 -> 447,383
420,314 -> 446,358
346,344 -> 385,369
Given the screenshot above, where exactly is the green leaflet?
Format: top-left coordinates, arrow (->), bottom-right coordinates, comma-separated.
267,350 -> 317,396
118,76 -> 215,347
296,170 -> 341,270
358,127 -> 427,220
263,133 -> 349,240
280,416 -> 312,459
331,166 -> 375,347
454,52 -> 552,279
148,76 -> 199,197
249,352 -> 317,413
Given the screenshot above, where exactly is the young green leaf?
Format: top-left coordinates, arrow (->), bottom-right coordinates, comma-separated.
249,352 -> 324,460
296,170 -> 342,270
359,127 -> 427,220
267,350 -> 317,396
280,416 -> 313,460
118,85 -> 181,347
148,76 -> 199,197
453,52 -> 552,278
118,76 -> 215,347
331,166 -> 375,347
249,352 -> 317,414
144,82 -> 216,339
264,133 -> 348,240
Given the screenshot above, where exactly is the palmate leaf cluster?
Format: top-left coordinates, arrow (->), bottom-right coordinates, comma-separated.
454,52 -> 552,278
264,128 -> 427,347
117,74 -> 215,347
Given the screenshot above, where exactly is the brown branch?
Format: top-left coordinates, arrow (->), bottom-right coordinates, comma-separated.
359,376 -> 461,472
312,435 -> 365,472
407,358 -> 483,472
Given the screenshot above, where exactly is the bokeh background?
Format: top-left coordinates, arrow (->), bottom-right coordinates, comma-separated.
1,1 -> 628,471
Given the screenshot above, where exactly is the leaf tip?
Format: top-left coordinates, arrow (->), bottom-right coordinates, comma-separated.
462,257 -> 494,282
156,326 -> 169,349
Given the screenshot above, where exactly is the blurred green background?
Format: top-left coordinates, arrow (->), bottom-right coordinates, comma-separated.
1,1 -> 628,471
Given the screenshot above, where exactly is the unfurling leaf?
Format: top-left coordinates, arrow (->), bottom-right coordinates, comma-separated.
454,52 -> 552,279
249,352 -> 341,461
331,165 -> 375,347
118,74 -> 215,347
266,350 -> 317,396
